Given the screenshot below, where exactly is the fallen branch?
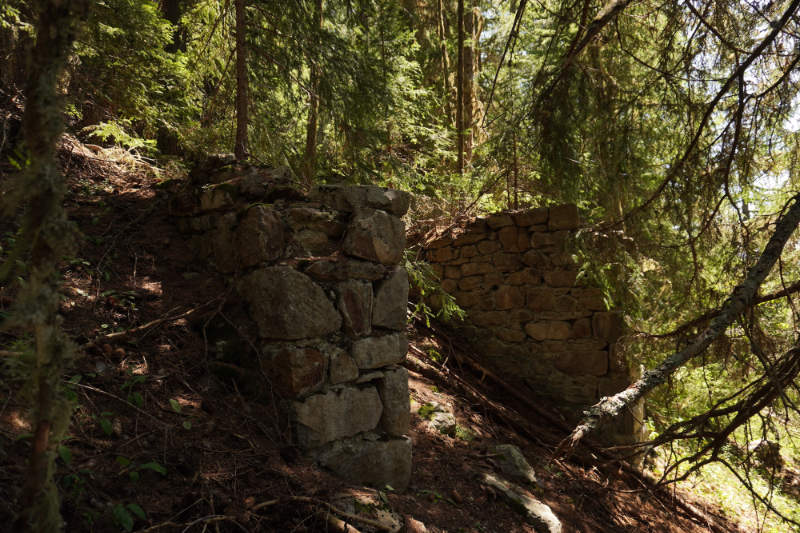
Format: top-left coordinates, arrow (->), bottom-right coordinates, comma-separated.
137,495 -> 393,532
83,299 -> 220,350
72,382 -> 167,427
561,192 -> 800,452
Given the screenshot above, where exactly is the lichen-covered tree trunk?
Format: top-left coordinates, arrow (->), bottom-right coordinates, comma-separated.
563,193 -> 800,450
8,0 -> 88,531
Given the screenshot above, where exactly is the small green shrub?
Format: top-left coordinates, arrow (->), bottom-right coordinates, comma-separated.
404,249 -> 465,326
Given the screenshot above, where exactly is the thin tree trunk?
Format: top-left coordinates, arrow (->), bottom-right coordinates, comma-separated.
456,0 -> 464,175
303,0 -> 323,188
463,2 -> 475,164
562,193 -> 800,451
234,0 -> 249,161
513,130 -> 519,209
11,0 -> 88,530
436,0 -> 453,124
161,0 -> 185,52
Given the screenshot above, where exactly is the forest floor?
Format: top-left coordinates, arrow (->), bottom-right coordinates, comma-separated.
0,141 -> 746,532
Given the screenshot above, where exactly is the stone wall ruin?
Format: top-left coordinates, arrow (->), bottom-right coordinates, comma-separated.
177,164 -> 413,489
423,205 -> 645,445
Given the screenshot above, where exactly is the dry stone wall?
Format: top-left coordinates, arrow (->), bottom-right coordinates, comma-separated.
178,165 -> 412,489
424,205 -> 644,444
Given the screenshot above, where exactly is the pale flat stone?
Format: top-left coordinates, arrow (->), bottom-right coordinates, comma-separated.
294,386 -> 382,447
351,333 -> 408,369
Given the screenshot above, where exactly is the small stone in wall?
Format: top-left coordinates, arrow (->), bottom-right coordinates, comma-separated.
461,262 -> 493,277
486,213 -> 514,229
311,185 -> 368,212
471,311 -> 507,328
364,186 -> 412,216
494,286 -> 524,310
522,249 -> 546,267
493,252 -> 523,272
506,268 -> 542,286
495,327 -> 527,343
337,280 -> 373,337
524,321 -> 571,341
512,208 -> 548,227
238,267 -> 342,339
329,348 -> 359,384
291,229 -> 333,257
377,366 -> 410,436
304,258 -> 387,281
343,208 -> 405,265
498,226 -> 520,251
543,270 -> 578,287
199,187 -> 235,211
373,267 -> 409,331
547,204 -> 580,230
458,275 -> 483,291
525,288 -> 556,311
427,246 -> 456,263
477,240 -> 501,254
572,318 -> 592,337
352,333 -> 408,369
261,344 -> 327,398
453,228 -> 488,246
286,206 -> 346,237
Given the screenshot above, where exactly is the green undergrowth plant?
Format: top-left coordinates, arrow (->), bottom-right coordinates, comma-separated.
404,249 -> 465,326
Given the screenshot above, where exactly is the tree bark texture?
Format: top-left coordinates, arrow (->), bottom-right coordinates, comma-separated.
234,0 -> 249,161
436,0 -> 453,124
564,193 -> 800,450
303,0 -> 323,189
11,0 -> 88,530
463,2 -> 475,164
456,0 -> 464,175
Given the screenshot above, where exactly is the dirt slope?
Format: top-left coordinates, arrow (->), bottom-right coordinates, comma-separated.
0,146 -> 743,532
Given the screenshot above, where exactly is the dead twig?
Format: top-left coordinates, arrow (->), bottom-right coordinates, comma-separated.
71,382 -> 167,427
83,299 -> 221,350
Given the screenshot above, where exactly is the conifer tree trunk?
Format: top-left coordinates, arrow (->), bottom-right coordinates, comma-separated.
234,0 -> 249,161
11,0 -> 88,530
463,2 -> 475,164
303,0 -> 323,188
436,0 -> 453,124
456,0 -> 464,175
